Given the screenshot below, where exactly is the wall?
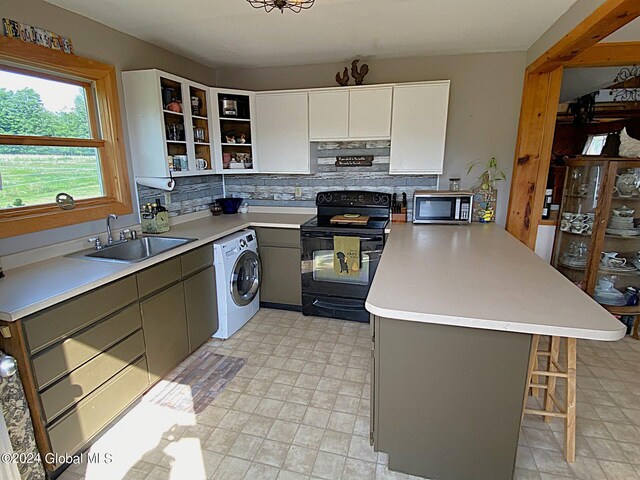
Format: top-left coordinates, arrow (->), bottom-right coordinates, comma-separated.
0,0 -> 216,256
137,176 -> 224,217
217,51 -> 526,225
225,141 -> 437,217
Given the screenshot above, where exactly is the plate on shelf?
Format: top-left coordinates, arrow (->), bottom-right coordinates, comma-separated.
599,264 -> 638,274
605,228 -> 640,237
558,258 -> 587,269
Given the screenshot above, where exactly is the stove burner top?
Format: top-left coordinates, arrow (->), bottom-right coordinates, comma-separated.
302,215 -> 389,231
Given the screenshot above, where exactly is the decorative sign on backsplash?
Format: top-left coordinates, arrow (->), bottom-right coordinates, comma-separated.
2,18 -> 74,54
336,156 -> 374,167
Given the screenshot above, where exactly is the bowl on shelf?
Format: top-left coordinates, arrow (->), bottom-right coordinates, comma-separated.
215,197 -> 244,214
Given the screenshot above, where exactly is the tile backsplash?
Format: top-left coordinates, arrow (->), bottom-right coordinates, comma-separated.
137,175 -> 224,217
135,141 -> 439,217
225,141 -> 438,215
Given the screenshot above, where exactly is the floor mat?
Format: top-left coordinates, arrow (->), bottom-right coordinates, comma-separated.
144,349 -> 246,414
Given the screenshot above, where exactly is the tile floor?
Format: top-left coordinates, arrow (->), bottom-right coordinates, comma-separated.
57,308 -> 640,480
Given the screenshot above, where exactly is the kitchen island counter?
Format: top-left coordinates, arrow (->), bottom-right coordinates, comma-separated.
0,212 -> 313,322
365,222 -> 625,480
366,222 -> 625,341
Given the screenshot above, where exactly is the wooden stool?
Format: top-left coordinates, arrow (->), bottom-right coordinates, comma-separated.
522,335 -> 577,463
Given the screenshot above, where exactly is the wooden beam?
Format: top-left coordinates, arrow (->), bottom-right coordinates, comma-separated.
506,69 -> 563,249
566,42 -> 640,68
528,0 -> 640,74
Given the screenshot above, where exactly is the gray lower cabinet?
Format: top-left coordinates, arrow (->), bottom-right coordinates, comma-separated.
139,283 -> 189,383
183,265 -> 218,352
372,315 -> 530,480
10,245 -> 217,472
254,227 -> 302,306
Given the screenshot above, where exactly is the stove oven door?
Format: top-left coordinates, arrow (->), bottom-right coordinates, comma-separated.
301,231 -> 384,321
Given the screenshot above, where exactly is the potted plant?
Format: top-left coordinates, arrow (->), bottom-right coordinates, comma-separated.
466,157 -> 506,222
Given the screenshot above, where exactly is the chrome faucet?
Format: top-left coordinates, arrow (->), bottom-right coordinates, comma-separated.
106,214 -> 118,245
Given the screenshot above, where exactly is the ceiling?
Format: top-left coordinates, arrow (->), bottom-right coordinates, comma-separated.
44,0 -> 578,68
561,67 -> 623,103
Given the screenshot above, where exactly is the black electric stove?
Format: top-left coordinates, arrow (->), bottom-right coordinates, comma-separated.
300,191 -> 391,322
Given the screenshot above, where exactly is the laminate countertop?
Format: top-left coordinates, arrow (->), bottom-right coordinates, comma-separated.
0,212 -> 313,322
365,223 -> 626,341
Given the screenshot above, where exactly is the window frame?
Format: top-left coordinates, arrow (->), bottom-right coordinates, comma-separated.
0,36 -> 131,238
582,133 -> 608,156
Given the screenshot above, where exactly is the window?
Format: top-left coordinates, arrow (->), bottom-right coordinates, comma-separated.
0,68 -> 102,209
582,134 -> 608,155
0,36 -> 131,238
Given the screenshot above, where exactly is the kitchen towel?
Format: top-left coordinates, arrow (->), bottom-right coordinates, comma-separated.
334,236 -> 360,277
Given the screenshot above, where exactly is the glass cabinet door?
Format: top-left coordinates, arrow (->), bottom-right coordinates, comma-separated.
594,164 -> 640,307
553,162 -> 605,289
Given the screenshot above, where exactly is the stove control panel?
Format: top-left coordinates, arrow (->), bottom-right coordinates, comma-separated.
316,191 -> 390,208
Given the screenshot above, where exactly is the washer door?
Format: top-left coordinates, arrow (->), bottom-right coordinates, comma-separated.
231,250 -> 260,306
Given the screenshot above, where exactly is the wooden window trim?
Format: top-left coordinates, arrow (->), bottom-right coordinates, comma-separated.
0,36 -> 131,238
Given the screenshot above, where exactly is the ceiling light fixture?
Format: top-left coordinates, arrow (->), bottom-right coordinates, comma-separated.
246,0 -> 315,13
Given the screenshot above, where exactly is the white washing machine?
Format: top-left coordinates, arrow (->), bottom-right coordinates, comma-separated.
212,229 -> 260,339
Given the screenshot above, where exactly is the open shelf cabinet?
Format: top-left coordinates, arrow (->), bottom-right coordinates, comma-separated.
210,88 -> 258,174
122,69 -> 217,179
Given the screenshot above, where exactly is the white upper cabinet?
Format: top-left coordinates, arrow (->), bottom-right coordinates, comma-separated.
309,87 -> 393,141
210,88 -> 258,174
122,69 -> 217,179
308,90 -> 349,141
348,86 -> 392,139
389,81 -> 450,175
256,91 -> 312,174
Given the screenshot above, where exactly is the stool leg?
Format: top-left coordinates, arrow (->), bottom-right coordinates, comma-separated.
543,336 -> 560,423
523,335 -> 540,421
564,337 -> 577,463
531,354 -> 539,397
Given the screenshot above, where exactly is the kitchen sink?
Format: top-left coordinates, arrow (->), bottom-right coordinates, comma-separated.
69,236 -> 196,263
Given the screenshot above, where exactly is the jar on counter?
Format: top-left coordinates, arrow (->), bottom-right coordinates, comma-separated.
449,178 -> 461,191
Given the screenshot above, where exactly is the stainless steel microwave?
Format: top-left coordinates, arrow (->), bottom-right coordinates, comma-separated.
412,191 -> 473,224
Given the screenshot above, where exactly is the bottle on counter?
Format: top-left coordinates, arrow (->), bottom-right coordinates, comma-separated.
141,204 -> 157,234
154,198 -> 170,233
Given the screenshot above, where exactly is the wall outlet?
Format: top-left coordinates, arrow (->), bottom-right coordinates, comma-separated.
164,192 -> 171,205
295,186 -> 302,199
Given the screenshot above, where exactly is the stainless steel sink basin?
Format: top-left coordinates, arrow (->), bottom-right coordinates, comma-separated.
69,236 -> 195,263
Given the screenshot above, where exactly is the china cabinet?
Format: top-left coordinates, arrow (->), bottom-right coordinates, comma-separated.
552,156 -> 640,317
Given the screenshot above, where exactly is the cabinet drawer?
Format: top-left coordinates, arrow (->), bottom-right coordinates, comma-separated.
136,257 -> 181,298
181,244 -> 213,278
32,303 -> 142,389
24,276 -> 138,354
48,357 -> 148,460
41,330 -> 145,423
255,227 -> 300,248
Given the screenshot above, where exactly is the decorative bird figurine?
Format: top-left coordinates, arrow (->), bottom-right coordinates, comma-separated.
351,59 -> 369,85
335,67 -> 349,86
